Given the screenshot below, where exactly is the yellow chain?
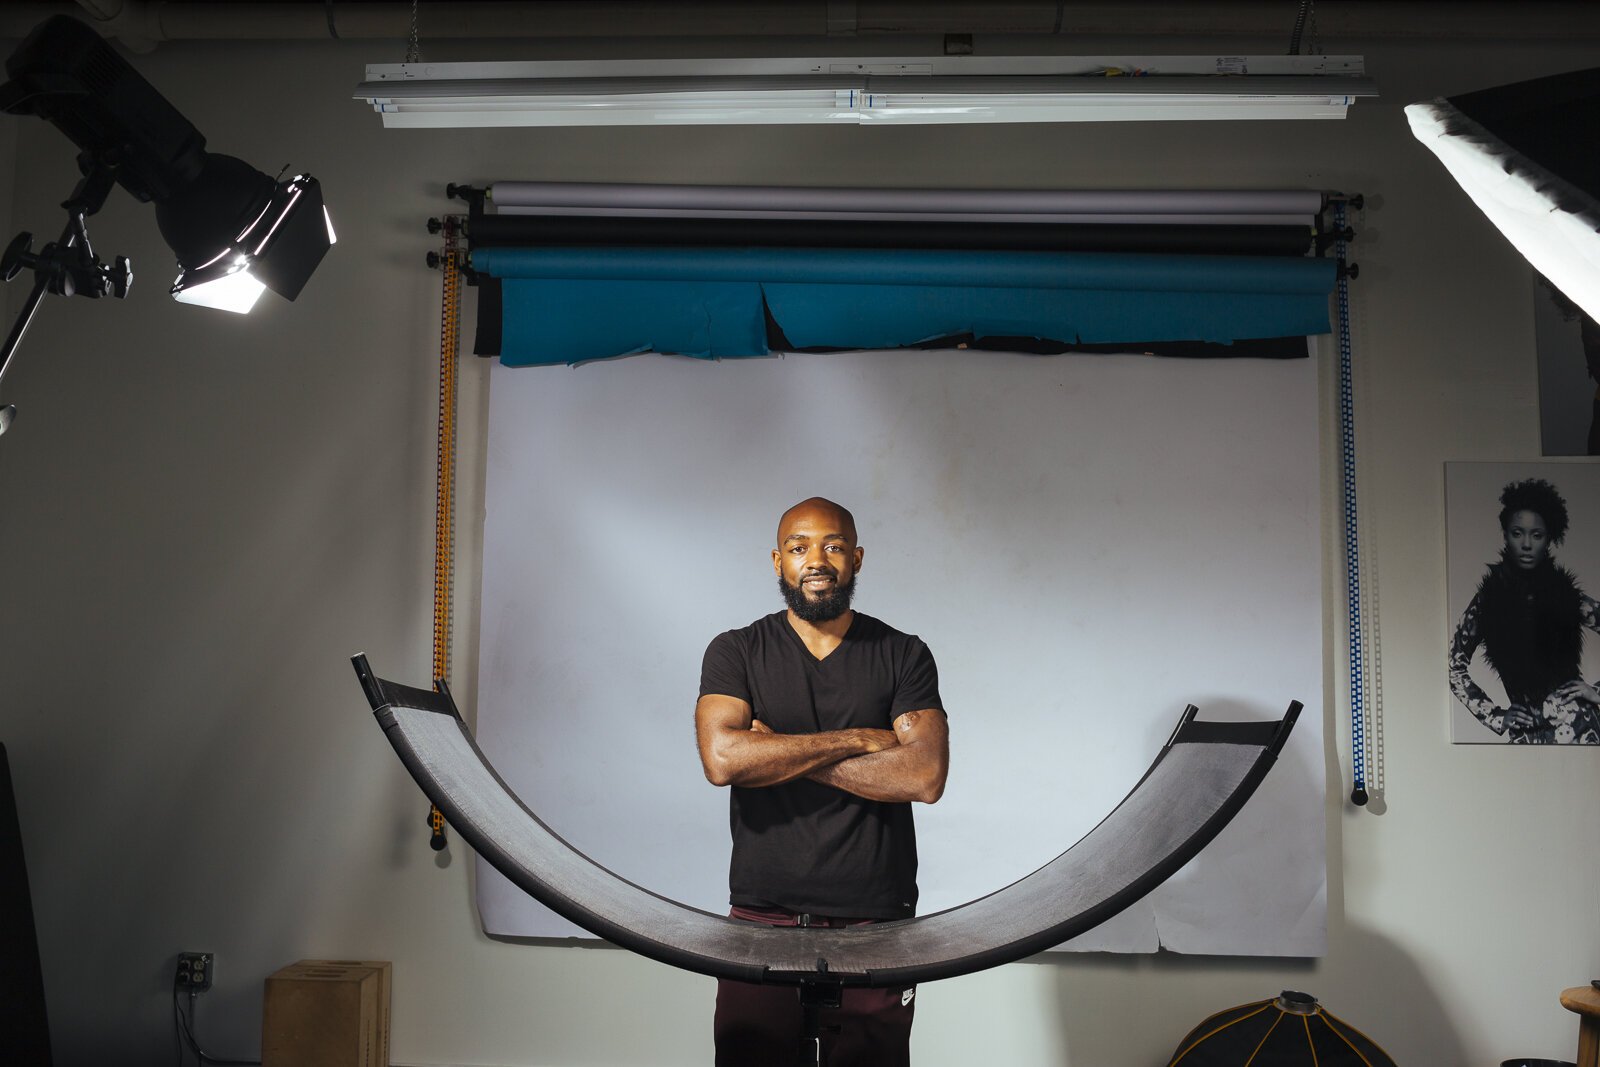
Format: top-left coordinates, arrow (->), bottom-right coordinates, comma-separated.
429,218 -> 462,849
432,218 -> 460,685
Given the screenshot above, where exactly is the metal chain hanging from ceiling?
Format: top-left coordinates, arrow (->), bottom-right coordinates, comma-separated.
404,0 -> 423,63
1288,1 -> 1324,55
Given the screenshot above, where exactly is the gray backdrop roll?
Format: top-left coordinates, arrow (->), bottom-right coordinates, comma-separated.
474,346 -> 1327,956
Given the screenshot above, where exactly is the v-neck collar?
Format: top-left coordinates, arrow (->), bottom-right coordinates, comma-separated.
782,610 -> 856,664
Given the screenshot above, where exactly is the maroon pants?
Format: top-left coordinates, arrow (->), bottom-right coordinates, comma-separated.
714,905 -> 916,1067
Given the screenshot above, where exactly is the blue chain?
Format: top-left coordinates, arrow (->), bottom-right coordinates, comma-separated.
1335,201 -> 1367,806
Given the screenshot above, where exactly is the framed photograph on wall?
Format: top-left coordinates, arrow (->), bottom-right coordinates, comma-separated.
1446,461 -> 1600,744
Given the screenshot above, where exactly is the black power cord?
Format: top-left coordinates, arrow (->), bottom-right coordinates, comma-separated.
171,980 -> 259,1067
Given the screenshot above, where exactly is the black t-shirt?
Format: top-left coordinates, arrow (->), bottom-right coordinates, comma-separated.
699,610 -> 944,918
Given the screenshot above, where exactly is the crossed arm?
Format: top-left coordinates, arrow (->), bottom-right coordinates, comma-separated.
695,693 -> 949,804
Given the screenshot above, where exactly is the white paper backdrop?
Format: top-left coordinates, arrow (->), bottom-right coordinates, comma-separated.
474,347 -> 1327,956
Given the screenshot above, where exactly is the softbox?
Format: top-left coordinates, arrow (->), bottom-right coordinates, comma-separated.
1407,68 -> 1600,324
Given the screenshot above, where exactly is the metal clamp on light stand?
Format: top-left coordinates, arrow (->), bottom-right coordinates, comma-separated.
0,160 -> 133,436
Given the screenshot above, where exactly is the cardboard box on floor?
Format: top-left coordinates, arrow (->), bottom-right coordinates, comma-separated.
263,960 -> 392,1067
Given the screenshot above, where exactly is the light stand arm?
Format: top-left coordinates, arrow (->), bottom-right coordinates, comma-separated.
0,267 -> 51,435
0,162 -> 132,436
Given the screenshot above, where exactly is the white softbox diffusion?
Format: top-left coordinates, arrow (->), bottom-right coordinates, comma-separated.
1407,68 -> 1600,323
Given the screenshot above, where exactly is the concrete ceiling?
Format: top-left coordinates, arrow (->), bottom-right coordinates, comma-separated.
0,1 -> 1597,50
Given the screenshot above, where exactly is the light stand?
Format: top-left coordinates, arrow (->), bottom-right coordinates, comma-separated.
0,159 -> 133,435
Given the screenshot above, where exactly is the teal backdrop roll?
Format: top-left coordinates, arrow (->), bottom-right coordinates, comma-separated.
474,246 -> 1336,364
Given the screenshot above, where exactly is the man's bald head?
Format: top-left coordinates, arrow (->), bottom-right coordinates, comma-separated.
776,497 -> 857,546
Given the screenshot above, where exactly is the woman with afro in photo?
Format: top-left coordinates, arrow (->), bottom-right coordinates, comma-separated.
1449,478 -> 1600,743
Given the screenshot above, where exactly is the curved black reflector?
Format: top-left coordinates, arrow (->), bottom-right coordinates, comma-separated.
352,654 -> 1299,989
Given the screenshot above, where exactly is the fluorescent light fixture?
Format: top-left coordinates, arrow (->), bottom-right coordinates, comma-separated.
357,55 -> 1375,128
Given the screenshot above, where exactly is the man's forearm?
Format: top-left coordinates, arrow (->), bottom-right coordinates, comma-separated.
806,744 -> 944,803
704,727 -> 897,788
806,709 -> 948,803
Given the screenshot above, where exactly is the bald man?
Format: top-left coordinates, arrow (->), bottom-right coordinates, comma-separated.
695,497 -> 949,1066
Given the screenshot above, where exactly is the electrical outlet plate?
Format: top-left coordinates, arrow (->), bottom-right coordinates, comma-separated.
175,951 -> 213,993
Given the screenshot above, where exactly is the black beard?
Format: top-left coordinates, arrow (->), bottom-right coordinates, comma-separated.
778,573 -> 857,623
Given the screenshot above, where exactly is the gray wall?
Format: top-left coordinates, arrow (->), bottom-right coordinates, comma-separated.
1,29 -> 1598,1067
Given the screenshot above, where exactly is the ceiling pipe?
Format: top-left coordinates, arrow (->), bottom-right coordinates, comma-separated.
0,1 -> 1591,47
